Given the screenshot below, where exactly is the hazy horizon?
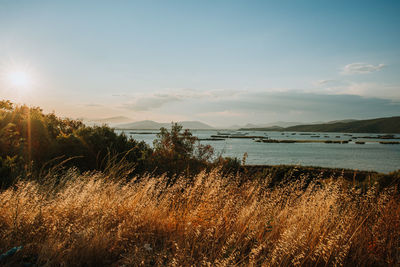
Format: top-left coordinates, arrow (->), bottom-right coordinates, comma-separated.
1,0 -> 399,127
82,115 -> 398,129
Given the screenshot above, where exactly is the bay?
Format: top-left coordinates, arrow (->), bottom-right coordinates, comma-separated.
116,130 -> 400,173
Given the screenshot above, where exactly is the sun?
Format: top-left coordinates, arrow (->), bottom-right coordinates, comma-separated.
8,71 -> 31,88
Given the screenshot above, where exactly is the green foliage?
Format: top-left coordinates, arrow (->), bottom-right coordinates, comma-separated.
0,100 -> 152,187
50,125 -> 151,173
153,123 -> 198,160
0,156 -> 21,188
0,100 -> 242,187
152,123 -> 214,176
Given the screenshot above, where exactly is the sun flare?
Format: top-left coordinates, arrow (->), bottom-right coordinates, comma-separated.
8,71 -> 31,88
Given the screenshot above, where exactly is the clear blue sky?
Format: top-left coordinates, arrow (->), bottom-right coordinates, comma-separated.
0,0 -> 399,126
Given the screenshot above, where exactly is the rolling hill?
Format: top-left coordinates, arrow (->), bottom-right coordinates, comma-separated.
82,116 -> 133,127
115,120 -> 214,130
242,116 -> 400,133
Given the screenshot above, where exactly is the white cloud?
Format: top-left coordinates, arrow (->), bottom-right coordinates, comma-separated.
341,63 -> 385,75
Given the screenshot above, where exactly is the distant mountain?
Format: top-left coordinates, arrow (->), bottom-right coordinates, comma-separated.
242,116 -> 400,133
227,121 -> 303,130
325,119 -> 358,124
92,116 -> 132,124
115,120 -> 164,129
263,121 -> 304,128
83,116 -> 132,126
179,121 -> 214,129
243,123 -> 265,128
285,117 -> 400,133
225,124 -> 242,130
116,120 -> 213,130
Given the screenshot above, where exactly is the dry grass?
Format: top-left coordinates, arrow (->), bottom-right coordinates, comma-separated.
0,168 -> 399,266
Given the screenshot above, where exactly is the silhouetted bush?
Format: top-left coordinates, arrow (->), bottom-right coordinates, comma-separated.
0,100 -> 152,187
1,100 -> 231,187
151,123 -> 214,178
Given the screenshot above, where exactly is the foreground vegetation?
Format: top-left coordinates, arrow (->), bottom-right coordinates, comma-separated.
0,168 -> 399,266
1,100 -> 399,266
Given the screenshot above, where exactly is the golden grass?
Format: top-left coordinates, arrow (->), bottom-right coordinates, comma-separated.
0,169 -> 399,266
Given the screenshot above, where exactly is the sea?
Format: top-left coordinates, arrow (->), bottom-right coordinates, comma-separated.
116,130 -> 400,173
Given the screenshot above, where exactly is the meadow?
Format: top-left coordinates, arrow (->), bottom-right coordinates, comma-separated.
0,167 -> 399,266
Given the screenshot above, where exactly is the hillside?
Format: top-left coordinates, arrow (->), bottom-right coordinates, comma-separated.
241,116 -> 400,133
83,116 -> 132,126
229,121 -> 303,129
116,120 -> 213,130
286,116 -> 400,133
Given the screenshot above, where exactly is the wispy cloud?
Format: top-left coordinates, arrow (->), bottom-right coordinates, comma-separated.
85,104 -> 103,108
313,79 -> 336,86
312,79 -> 349,89
342,82 -> 400,98
197,110 -> 245,118
121,89 -> 240,111
122,93 -> 181,111
341,63 -> 385,75
312,78 -> 399,99
206,91 -> 400,122
83,103 -> 104,107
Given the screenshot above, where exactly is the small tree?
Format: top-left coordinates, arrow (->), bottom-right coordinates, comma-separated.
153,123 -> 197,160
152,123 -> 214,176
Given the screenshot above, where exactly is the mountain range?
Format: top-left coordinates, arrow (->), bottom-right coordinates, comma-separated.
82,116 -> 132,127
241,116 -> 400,134
83,116 -> 399,133
231,121 -> 303,129
115,120 -> 214,130
114,120 -> 311,130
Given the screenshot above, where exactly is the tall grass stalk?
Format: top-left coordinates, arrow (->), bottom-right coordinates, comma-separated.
0,169 -> 398,266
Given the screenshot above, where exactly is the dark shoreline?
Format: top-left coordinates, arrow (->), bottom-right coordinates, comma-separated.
239,164 -> 399,188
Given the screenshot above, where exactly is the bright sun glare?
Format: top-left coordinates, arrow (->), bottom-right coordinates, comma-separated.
8,71 -> 31,88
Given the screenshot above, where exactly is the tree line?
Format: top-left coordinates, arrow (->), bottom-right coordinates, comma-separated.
0,100 -> 240,188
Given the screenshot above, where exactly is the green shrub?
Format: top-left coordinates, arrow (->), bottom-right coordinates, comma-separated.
151,123 -> 214,177
0,100 -> 152,186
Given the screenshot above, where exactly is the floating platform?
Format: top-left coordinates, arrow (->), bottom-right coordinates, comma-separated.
198,138 -> 225,141
256,139 -> 357,144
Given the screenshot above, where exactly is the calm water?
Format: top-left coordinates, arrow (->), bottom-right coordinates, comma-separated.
116,130 -> 400,173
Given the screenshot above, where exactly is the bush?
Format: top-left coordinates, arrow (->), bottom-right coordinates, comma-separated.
151,123 -> 214,177
0,100 -> 152,186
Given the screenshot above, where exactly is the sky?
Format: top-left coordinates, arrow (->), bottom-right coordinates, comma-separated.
0,0 -> 399,127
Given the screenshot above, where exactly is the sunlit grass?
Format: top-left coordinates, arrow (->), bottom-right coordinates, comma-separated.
0,169 -> 398,266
